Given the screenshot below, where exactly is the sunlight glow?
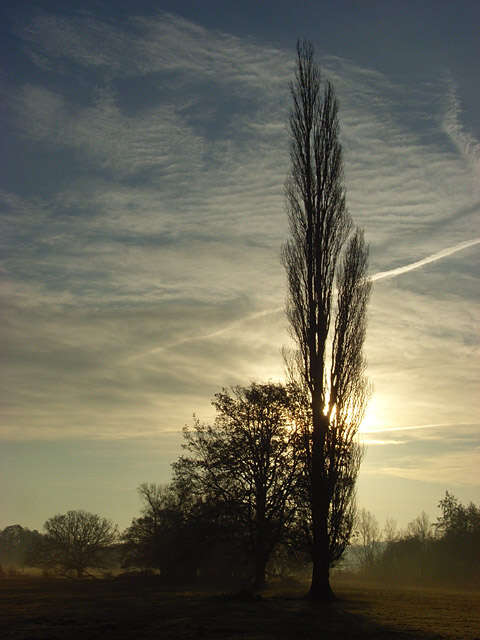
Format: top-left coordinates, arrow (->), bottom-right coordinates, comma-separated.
360,395 -> 381,433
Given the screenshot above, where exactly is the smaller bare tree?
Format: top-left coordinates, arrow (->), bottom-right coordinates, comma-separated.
356,508 -> 381,570
383,517 -> 398,545
37,510 -> 118,577
407,511 -> 431,543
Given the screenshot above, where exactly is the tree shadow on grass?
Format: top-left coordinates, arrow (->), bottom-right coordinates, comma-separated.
0,577 -> 447,640
204,593 -> 443,640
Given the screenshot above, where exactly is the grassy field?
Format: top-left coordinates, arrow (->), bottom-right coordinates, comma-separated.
330,575 -> 480,639
1,574 -> 479,639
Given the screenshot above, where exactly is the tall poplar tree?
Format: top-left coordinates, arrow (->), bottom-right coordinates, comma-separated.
282,40 -> 371,600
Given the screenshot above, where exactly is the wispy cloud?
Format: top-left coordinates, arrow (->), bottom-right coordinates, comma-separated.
442,75 -> 480,188
362,422 -> 480,486
13,84 -> 207,177
1,7 -> 478,486
362,439 -> 406,446
18,10 -> 291,95
362,422 -> 478,434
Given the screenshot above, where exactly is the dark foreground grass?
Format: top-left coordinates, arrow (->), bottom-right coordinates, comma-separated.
1,574 -> 479,639
331,575 -> 480,640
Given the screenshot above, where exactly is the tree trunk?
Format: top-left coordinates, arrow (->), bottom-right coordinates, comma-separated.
309,516 -> 334,600
253,487 -> 269,591
309,403 -> 335,601
253,549 -> 268,591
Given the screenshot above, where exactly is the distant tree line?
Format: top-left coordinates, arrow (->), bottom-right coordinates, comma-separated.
3,397 -> 478,589
354,492 -> 480,586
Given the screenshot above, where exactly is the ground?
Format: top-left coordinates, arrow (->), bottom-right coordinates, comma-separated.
1,574 -> 479,639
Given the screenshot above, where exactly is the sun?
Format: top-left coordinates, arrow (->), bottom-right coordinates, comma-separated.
360,395 -> 380,433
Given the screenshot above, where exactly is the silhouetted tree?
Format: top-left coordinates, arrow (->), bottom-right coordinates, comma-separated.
435,491 -> 480,583
282,40 -> 371,600
173,383 -> 302,589
0,525 -> 42,568
34,510 -> 118,577
436,491 -> 480,539
123,482 -> 226,582
122,484 -> 178,573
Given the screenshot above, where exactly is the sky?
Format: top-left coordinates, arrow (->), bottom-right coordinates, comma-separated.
1,0 -> 479,534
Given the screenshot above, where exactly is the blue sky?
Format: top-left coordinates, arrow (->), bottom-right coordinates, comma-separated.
1,0 -> 479,533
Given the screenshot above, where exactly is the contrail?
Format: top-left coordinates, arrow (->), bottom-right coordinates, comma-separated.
129,238 -> 479,361
127,306 -> 284,361
371,238 -> 480,282
157,306 -> 283,351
